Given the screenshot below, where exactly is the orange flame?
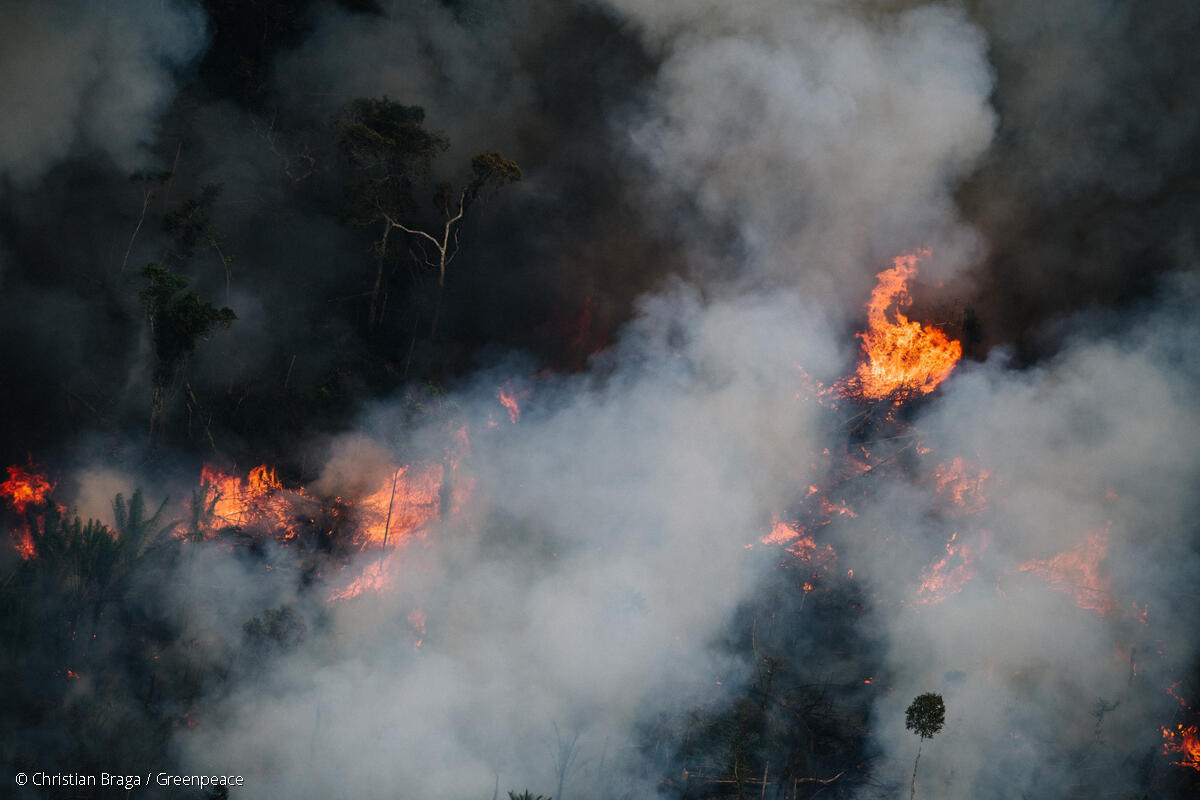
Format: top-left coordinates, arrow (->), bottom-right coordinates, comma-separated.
2,464 -> 57,558
916,530 -> 990,605
850,250 -> 961,400
1,465 -> 54,513
326,556 -> 395,603
1162,725 -> 1200,770
932,457 -> 990,514
762,517 -> 837,573
356,465 -> 444,548
198,464 -> 306,539
497,385 -> 522,424
1019,526 -> 1113,615
1167,682 -> 1194,712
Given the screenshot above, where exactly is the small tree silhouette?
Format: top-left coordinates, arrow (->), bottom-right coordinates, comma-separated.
905,692 -> 945,800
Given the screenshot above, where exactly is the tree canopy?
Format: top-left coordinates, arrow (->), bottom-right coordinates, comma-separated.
905,692 -> 946,740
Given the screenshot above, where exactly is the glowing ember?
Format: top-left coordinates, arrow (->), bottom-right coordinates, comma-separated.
327,556 -> 396,603
932,457 -> 990,514
10,526 -> 36,560
497,384 -> 522,423
1162,725 -> 1200,770
1167,682 -> 1194,712
762,518 -> 837,571
818,496 -> 858,518
916,530 -> 990,605
763,518 -> 803,546
1019,526 -> 1112,615
848,250 -> 962,400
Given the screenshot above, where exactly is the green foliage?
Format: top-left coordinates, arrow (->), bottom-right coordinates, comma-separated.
186,483 -> 220,542
112,489 -> 174,562
31,490 -> 173,611
905,693 -> 946,740
34,509 -> 123,607
470,150 -> 522,189
163,182 -> 224,259
337,97 -> 449,225
140,263 -> 237,387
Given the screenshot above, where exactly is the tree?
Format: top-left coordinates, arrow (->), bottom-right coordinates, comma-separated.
29,489 -> 172,638
389,150 -> 522,290
140,263 -> 237,440
336,97 -> 520,335
162,182 -> 235,303
112,489 -> 174,564
905,692 -> 945,800
337,98 -> 449,329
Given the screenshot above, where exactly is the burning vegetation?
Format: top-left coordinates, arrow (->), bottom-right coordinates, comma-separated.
844,251 -> 962,402
2,2 -> 1199,799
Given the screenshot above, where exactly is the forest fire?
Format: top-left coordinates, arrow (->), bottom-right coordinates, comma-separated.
197,463 -> 310,540
846,250 -> 962,401
497,383 -> 523,423
1,464 -> 57,559
2,2 -> 1198,796
932,457 -> 991,515
916,530 -> 990,605
762,517 -> 838,583
1,464 -> 54,513
1162,725 -> 1200,771
1018,526 -> 1113,616
355,464 -> 444,548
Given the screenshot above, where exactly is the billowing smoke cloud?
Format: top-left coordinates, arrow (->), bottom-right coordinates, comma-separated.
147,3 -> 1198,798
830,278 -> 1200,797
607,0 -> 995,302
0,0 -> 207,188
173,287 -> 844,797
4,1 -> 1200,798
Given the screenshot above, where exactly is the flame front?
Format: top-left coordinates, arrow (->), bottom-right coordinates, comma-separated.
850,250 -> 961,400
198,464 -> 308,539
356,465 -> 444,548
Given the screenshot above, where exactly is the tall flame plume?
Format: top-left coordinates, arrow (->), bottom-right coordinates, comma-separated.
850,249 -> 962,400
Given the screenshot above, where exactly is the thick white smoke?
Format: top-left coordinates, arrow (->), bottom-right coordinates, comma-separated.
174,287 -> 844,797
114,2 -> 1195,798
158,3 -> 1010,797
843,285 -> 1200,798
608,0 -> 995,301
